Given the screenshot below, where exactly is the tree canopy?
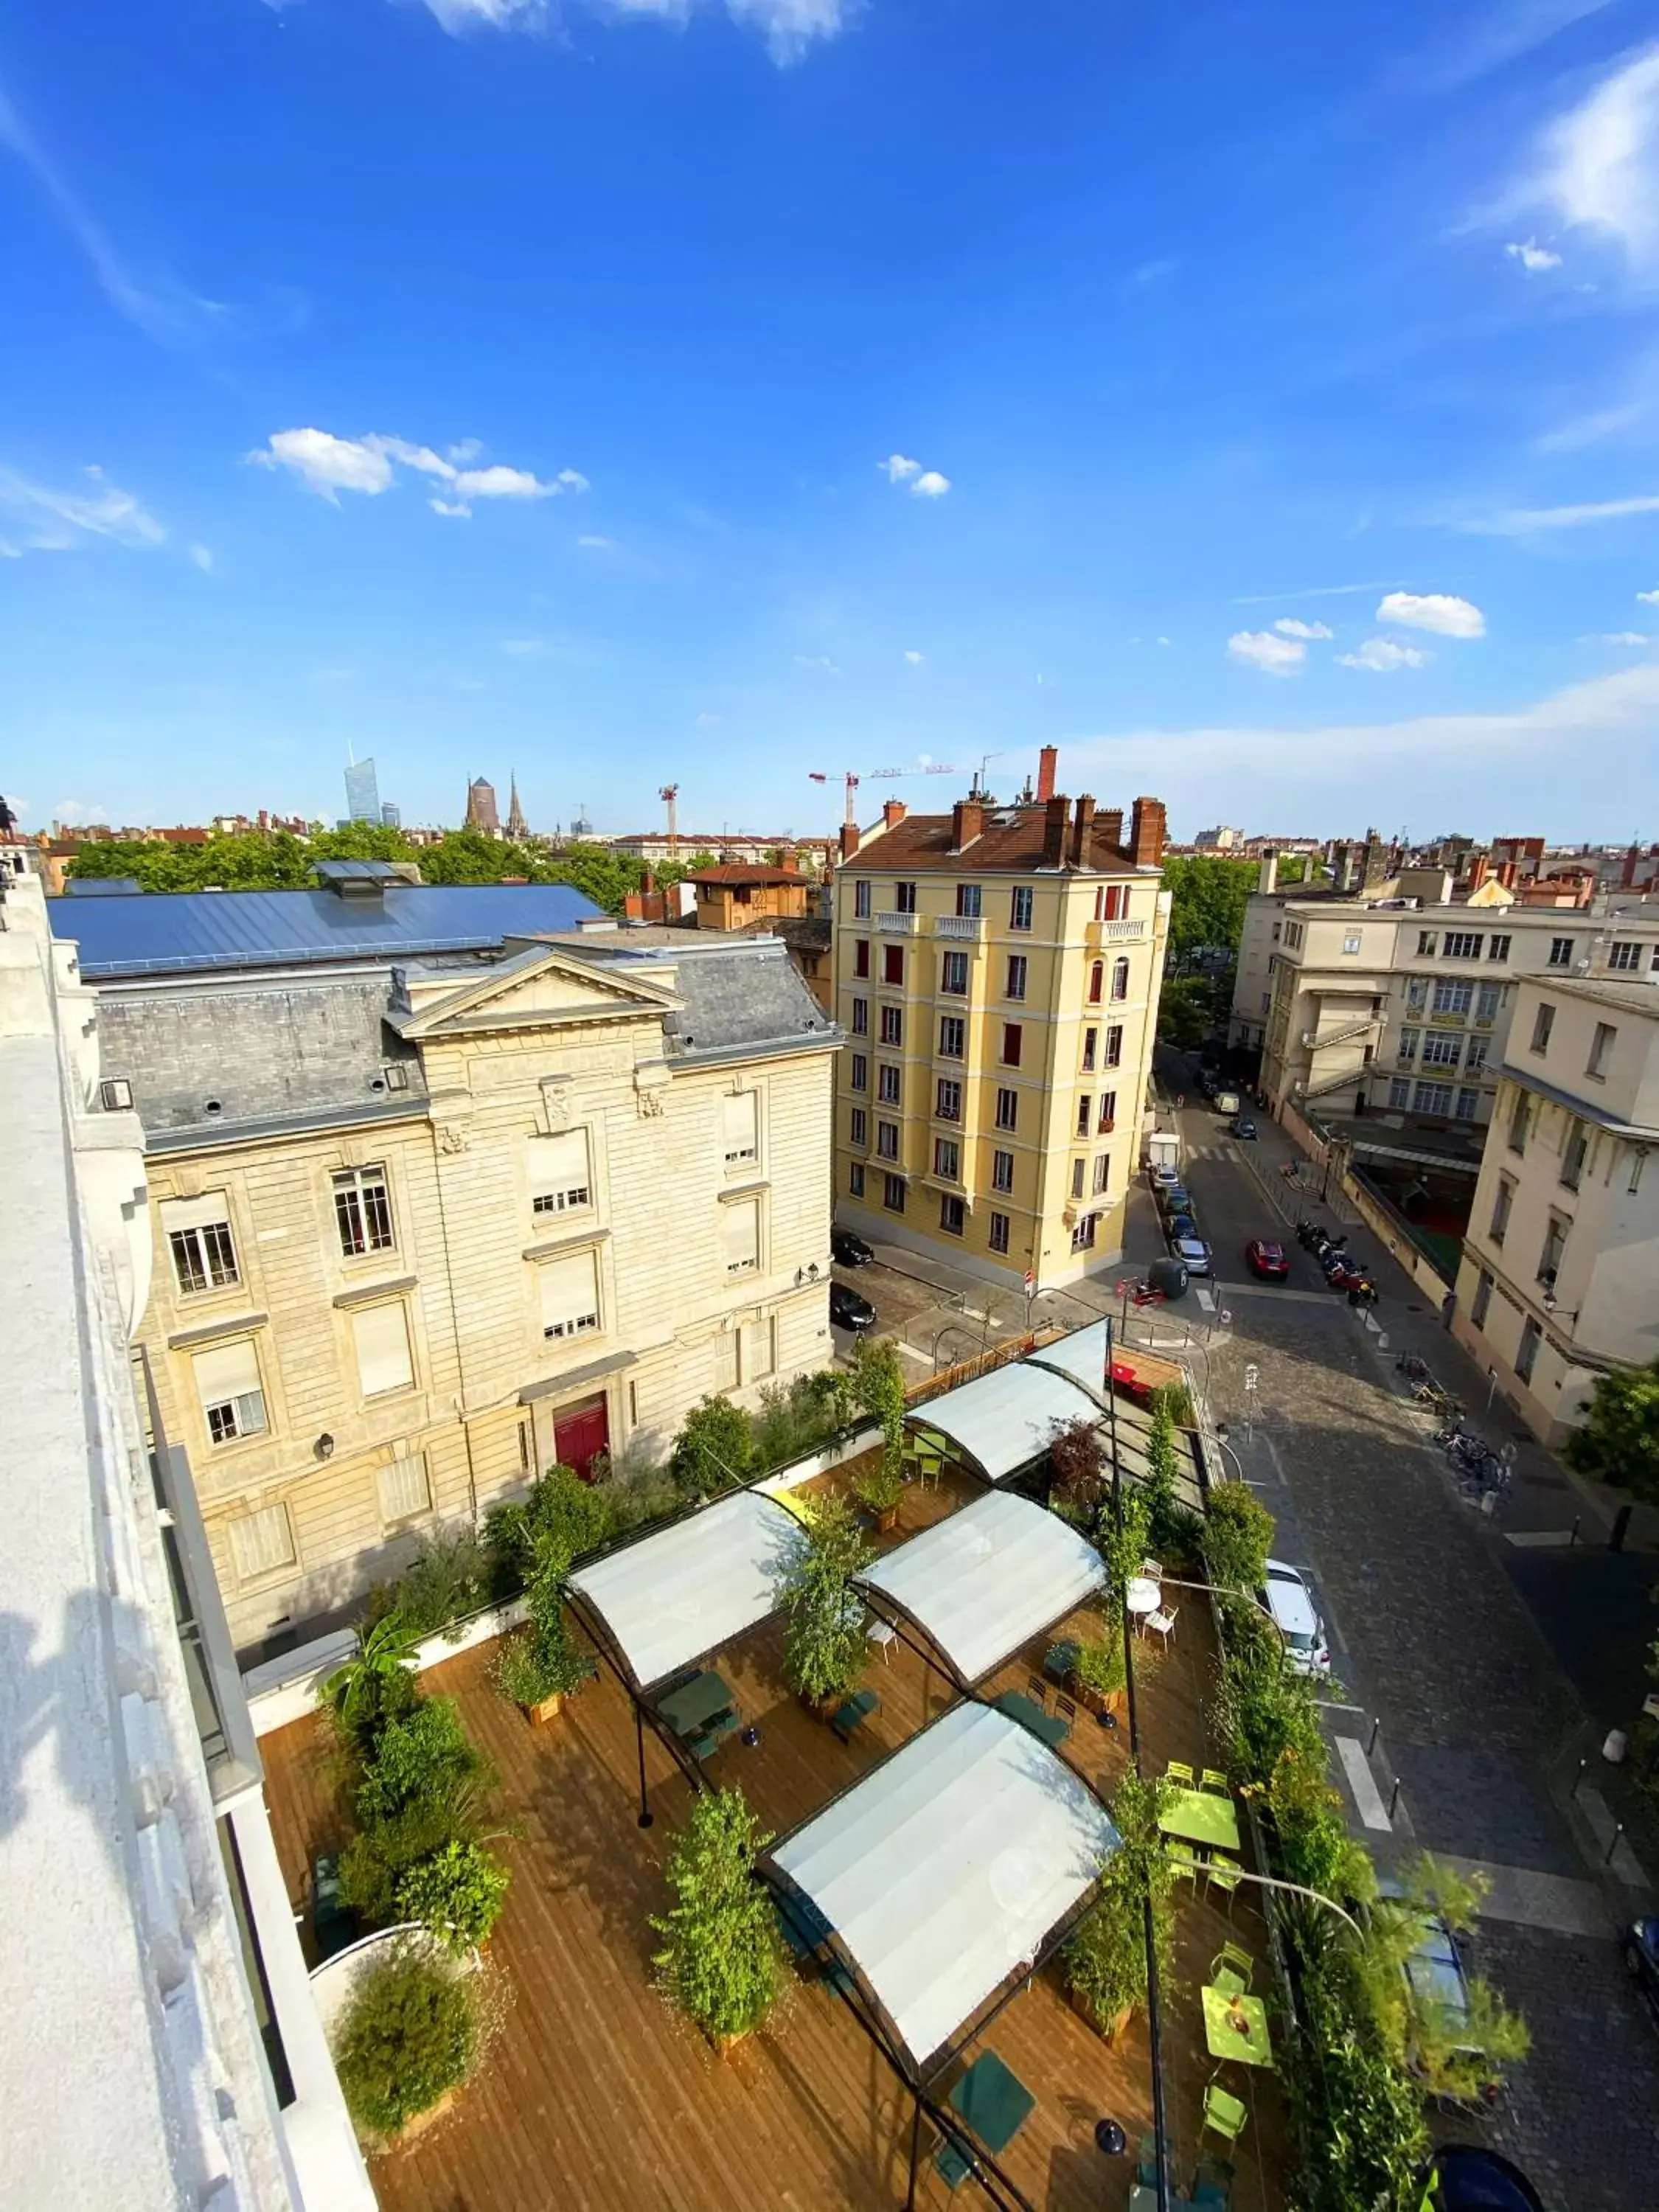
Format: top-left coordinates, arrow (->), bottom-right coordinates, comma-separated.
1565,1360 -> 1659,1504
1159,855 -> 1258,966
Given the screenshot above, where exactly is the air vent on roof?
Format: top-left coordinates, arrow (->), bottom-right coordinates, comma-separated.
99,1077 -> 133,1111
993,810 -> 1020,826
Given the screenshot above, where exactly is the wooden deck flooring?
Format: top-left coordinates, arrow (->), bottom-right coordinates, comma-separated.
262,1472 -> 1287,2212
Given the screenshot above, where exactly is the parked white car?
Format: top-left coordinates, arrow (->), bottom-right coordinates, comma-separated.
1149,1162 -> 1182,1190
1171,1234 -> 1212,1277
1256,1559 -> 1330,1677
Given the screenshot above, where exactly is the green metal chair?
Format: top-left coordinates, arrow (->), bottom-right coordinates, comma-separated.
1201,2081 -> 1248,2154
933,2137 -> 975,2193
1200,1767 -> 1231,1795
1165,1760 -> 1195,1788
1209,1941 -> 1254,1995
1166,1843 -> 1206,1888
1205,1853 -> 1245,1911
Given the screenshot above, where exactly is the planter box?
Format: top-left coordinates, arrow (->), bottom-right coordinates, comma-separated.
711,2028 -> 751,2059
526,1693 -> 564,1727
389,2087 -> 458,2148
866,1503 -> 900,1535
1071,1677 -> 1126,1719
1068,1986 -> 1133,2045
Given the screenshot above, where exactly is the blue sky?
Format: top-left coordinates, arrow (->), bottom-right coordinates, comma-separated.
4,0 -> 1659,843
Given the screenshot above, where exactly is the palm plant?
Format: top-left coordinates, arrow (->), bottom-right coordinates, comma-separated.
324,1613 -> 419,1747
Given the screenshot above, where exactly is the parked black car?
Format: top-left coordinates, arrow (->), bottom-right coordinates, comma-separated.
1231,1115 -> 1258,1139
832,1226 -> 875,1267
829,1282 -> 876,1332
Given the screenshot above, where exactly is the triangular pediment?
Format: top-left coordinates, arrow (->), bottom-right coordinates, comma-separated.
393,945 -> 682,1040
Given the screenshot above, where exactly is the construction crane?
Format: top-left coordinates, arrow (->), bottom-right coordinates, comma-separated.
809,762 -> 967,827
658,783 -> 679,854
807,771 -> 860,827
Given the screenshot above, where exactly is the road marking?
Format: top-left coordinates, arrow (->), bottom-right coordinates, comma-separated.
1432,1855 -> 1610,1938
1335,1736 -> 1393,1831
1576,1785 -> 1650,1888
1315,1700 -> 1366,1715
1503,1529 -> 1581,1548
1194,1284 -> 1216,1311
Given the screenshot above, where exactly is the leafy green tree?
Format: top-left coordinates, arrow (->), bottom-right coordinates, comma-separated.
851,1334 -> 908,1484
1277,852 -> 1311,885
1201,1478 -> 1275,1593
333,1942 -> 480,2139
1158,855 -> 1257,966
1142,1394 -> 1185,1551
1064,1770 -> 1175,2029
323,1614 -> 420,1747
669,1394 -> 755,1498
1565,1359 -> 1659,1503
780,1492 -> 876,1705
651,1787 -> 785,2045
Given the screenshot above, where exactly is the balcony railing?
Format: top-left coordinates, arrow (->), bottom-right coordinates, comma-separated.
934,914 -> 984,939
876,911 -> 919,935
1088,919 -> 1146,942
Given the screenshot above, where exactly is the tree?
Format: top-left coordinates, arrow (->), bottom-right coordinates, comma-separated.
1049,1417 -> 1106,1509
1142,1394 -> 1186,1551
323,1614 -> 420,1747
780,1493 -> 875,1705
669,1394 -> 755,1498
1158,855 -> 1257,967
851,1335 -> 908,1484
1201,1478 -> 1275,1594
651,1787 -> 785,2045
1565,1360 -> 1659,1504
1064,1770 -> 1175,2031
332,1941 -> 480,2140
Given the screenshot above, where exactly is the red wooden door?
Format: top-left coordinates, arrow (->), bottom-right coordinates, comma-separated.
552,1394 -> 610,1481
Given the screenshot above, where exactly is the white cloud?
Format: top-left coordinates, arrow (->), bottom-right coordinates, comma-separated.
431,497 -> 471,517
903,649 -> 925,664
695,711 -> 723,726
878,454 -> 950,495
1464,491 -> 1659,535
418,0 -> 846,66
187,542 -> 213,571
1156,635 -> 1171,647
724,0 -> 846,66
501,638 -> 543,655
1227,629 -> 1306,675
1411,1 -> 1616,96
794,653 -> 841,675
0,462 -> 166,553
1505,237 -> 1562,271
1639,588 -> 1659,605
421,0 -> 546,29
577,533 -> 616,549
1581,630 -> 1651,644
250,428 -> 394,501
1233,579 -> 1398,604
1129,257 -> 1177,288
448,438 -> 484,463
1533,44 -> 1659,271
363,434 -> 454,477
253,428 -> 586,513
911,470 -> 950,498
55,798 -> 108,825
1336,636 -> 1430,672
1377,589 -> 1485,637
880,455 -> 922,482
1274,617 -> 1333,640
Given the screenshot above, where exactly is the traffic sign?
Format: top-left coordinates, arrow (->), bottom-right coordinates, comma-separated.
1244,1363 -> 1259,1393
1023,1270 -> 1034,1293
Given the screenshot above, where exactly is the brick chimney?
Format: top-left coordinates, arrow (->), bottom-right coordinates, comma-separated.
1099,807 -> 1124,851
1042,794 -> 1070,866
1069,794 -> 1097,867
1496,860 -> 1517,890
1621,843 -> 1640,888
1467,854 -> 1489,893
1128,796 -> 1166,868
882,799 -> 907,830
951,798 -> 985,853
1036,745 -> 1059,804
839,820 -> 860,862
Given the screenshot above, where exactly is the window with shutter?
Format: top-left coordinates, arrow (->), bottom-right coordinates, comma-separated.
193,1338 -> 267,1445
540,1250 -> 601,1340
377,1452 -> 432,1525
229,1503 -> 294,1581
529,1130 -> 593,1217
162,1193 -> 240,1295
744,1315 -> 776,1380
352,1302 -> 415,1397
721,1197 -> 760,1276
722,1091 -> 759,1167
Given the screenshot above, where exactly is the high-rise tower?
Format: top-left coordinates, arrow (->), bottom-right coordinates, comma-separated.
466,776 -> 500,835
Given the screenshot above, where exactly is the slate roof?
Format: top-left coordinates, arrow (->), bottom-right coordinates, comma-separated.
49,882 -> 602,980
854,805 -> 1138,874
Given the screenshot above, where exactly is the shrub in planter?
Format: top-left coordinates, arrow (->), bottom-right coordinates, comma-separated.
651,1786 -> 785,2048
324,1615 -> 420,1754
1065,1770 -> 1175,2038
1071,1633 -> 1127,1713
395,1840 -> 511,1957
668,1395 -> 756,1501
355,1697 -> 490,1830
333,1942 -> 479,2142
780,1493 -> 875,1709
492,1621 -> 595,1715
852,1457 -> 905,1529
364,1527 -> 490,1646
1201,1479 -> 1275,1596
1049,1418 -> 1106,1509
484,1462 -> 614,1596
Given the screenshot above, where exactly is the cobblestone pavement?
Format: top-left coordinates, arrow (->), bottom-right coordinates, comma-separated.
1158,1080 -> 1659,2212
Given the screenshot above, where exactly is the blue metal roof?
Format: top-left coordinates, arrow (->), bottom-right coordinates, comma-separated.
49,883 -> 603,978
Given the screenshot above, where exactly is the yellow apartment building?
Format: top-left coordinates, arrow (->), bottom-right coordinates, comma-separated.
831,778 -> 1170,1290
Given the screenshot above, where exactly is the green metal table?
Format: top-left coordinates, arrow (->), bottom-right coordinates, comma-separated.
995,1690 -> 1070,1749
1201,1983 -> 1273,2068
1158,1786 -> 1240,1852
656,1669 -> 735,1738
948,2050 -> 1034,2155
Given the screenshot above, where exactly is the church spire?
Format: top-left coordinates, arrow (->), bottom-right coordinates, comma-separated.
506,771 -> 528,841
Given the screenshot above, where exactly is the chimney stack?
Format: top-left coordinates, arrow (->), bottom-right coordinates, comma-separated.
1069,794 -> 1097,867
1042,794 -> 1070,866
882,799 -> 907,830
1099,807 -> 1124,851
1036,745 -> 1059,804
1361,830 -> 1388,892
1496,860 -> 1517,890
839,819 -> 860,863
1258,849 -> 1279,896
1128,796 -> 1166,868
1468,854 -> 1489,893
1621,843 -> 1639,888
951,798 -> 985,853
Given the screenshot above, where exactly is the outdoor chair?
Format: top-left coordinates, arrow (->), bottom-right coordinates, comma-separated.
1193,2152 -> 1235,2205
1026,1675 -> 1048,1707
1200,1767 -> 1230,1794
832,1688 -> 880,1743
933,2135 -> 975,2193
1165,1760 -> 1195,1788
866,1618 -> 897,1665
1144,1604 -> 1178,1649
1166,1843 -> 1206,1888
1056,1694 -> 1078,1730
1201,2081 -> 1248,2154
1210,1941 -> 1254,1994
1141,1558 -> 1165,1581
1205,1854 -> 1244,1912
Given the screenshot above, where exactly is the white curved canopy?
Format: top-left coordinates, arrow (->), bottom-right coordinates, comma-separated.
911,1360 -> 1102,1483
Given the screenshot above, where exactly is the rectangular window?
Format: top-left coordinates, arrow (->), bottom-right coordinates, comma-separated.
1548,937 -> 1573,969
1079,1026 -> 1097,1072
1092,1153 -> 1110,1195
164,1194 -> 240,1295
849,1161 -> 865,1197
1077,1096 -> 1091,1139
333,1165 -> 396,1255
941,950 -> 969,995
991,1147 -> 1015,1192
1455,1087 -> 1480,1121
880,1004 -> 903,1046
1529,1003 -> 1554,1055
956,883 -> 981,919
1001,1023 -> 1023,1067
851,996 -> 869,1035
1491,1178 -> 1514,1245
1417,931 -> 1437,956
1088,961 -> 1104,1006
352,1301 -> 414,1397
719,1199 -> 760,1279
1071,1212 -> 1099,1253
195,1339 -> 268,1447
529,1131 -> 592,1218
722,1091 -> 759,1168
894,880 -> 917,914
877,1120 -> 900,1161
1397,1027 -> 1419,1065
1110,958 -> 1130,1001
1466,1037 -> 1489,1072
1098,1090 -> 1117,1133
1095,884 -> 1126,922
1562,1124 -> 1587,1192
933,1135 -> 961,1180
995,1088 -> 1018,1133
1587,1021 -> 1616,1079
939,1015 -> 965,1058
989,1210 -> 1010,1254
850,1052 -> 868,1092
1388,1077 -> 1411,1108
540,1248 -> 602,1335
1516,1316 -> 1541,1385
883,1173 -> 906,1215
877,1063 -> 902,1105
1071,1158 -> 1086,1200
1432,979 -> 1472,1016
1609,940 -> 1641,972
1406,977 -> 1427,1011
854,879 -> 872,919
1487,935 -> 1512,963
1342,933 -> 1362,956
1413,1081 -> 1454,1116
377,1451 -> 431,1526
1471,1270 -> 1493,1329
1444,931 -> 1483,959
1422,1032 -> 1461,1067
936,1077 -> 962,1121
1105,1024 -> 1124,1068
1507,1088 -> 1528,1153
1476,981 -> 1501,1021
228,1502 -> 294,1582
855,938 -> 870,978
1009,886 -> 1034,931
1005,954 -> 1028,1001
1539,1216 -> 1567,1282
849,1110 -> 869,1152
883,943 -> 905,987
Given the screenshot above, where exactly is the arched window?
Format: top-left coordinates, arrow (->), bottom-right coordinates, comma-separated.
1088,960 -> 1104,1004
1112,957 -> 1130,1001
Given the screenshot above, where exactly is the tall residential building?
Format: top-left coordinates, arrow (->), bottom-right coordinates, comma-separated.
380,800 -> 401,830
91,914 -> 838,1653
342,755 -> 380,824
0,874 -> 372,2211
831,781 -> 1169,1290
1454,975 -> 1659,1445
506,773 -> 528,841
466,775 -> 500,835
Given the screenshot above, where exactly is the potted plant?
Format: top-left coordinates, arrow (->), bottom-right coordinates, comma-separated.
491,1534 -> 597,1725
780,1494 -> 875,1715
651,1786 -> 785,2053
1063,1771 -> 1175,2045
852,1455 -> 905,1534
395,1839 -> 511,1957
1071,1634 -> 1127,1719
331,1938 -> 481,2145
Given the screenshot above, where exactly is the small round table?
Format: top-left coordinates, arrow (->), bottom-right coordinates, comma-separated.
1125,1576 -> 1161,1619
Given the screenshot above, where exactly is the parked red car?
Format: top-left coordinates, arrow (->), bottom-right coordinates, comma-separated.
1245,1239 -> 1290,1280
